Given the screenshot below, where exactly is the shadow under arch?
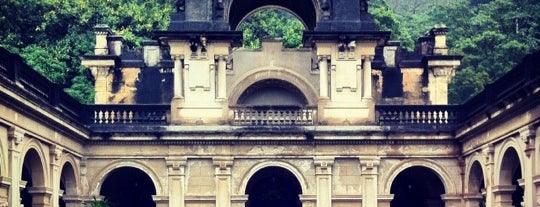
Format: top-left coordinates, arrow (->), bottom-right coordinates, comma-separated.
228,0 -> 318,30
58,154 -> 82,207
229,67 -> 319,106
381,159 -> 456,195
239,161 -> 309,195
91,160 -> 164,196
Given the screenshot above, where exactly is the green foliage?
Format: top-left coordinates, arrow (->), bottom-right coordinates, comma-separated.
238,9 -> 304,49
370,0 -> 414,48
83,197 -> 111,207
428,0 -> 539,103
0,0 -> 175,103
381,0 -> 540,103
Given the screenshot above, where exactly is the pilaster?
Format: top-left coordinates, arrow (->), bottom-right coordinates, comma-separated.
216,55 -> 228,100
213,157 -> 233,207
377,194 -> 394,207
0,176 -> 11,207
61,195 -> 82,207
49,145 -> 63,207
314,157 -> 334,207
318,55 -> 330,99
8,127 -> 24,207
166,157 -> 187,207
362,55 -> 374,100
521,125 -> 536,207
360,157 -> 379,207
441,194 -> 462,207
464,194 -> 484,207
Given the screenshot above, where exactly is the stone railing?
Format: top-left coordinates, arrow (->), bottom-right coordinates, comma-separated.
231,106 -> 316,126
85,104 -> 170,125
376,105 -> 459,126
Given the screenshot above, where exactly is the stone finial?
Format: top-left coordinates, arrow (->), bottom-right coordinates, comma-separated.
93,24 -> 112,55
430,24 -> 449,55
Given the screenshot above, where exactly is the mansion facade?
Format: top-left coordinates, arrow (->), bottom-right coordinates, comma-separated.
0,0 -> 539,207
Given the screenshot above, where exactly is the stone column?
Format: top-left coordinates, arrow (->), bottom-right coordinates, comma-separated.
377,194 -> 394,207
484,145 -> 495,207
521,126 -> 536,207
216,55 -> 228,100
8,127 -> 24,206
441,194 -> 462,207
314,157 -> 334,207
492,185 -> 515,207
50,145 -> 63,207
0,176 -> 11,207
27,187 -> 53,207
166,157 -> 187,207
362,56 -> 373,99
90,67 -> 111,104
213,157 -> 233,207
152,195 -> 169,207
318,55 -> 329,99
464,194 -> 484,207
360,157 -> 379,207
61,195 -> 82,207
173,55 -> 184,98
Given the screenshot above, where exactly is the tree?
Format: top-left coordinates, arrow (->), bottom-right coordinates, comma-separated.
238,9 -> 304,49
0,0 -> 175,103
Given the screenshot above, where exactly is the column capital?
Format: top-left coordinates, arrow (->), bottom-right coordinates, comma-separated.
317,55 -> 331,60
360,157 -> 380,172
214,55 -> 229,61
166,157 -> 187,174
50,145 -> 64,162
213,157 -> 234,176
314,157 -> 334,175
172,54 -> 185,60
361,55 -> 374,61
8,126 -> 24,147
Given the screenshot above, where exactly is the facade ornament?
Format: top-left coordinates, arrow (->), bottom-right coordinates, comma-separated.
360,0 -> 368,13
214,0 -> 225,20
176,0 -> 185,12
51,145 -> 64,161
320,0 -> 331,20
8,126 -> 24,146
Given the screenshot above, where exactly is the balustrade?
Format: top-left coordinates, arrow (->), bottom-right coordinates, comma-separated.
231,106 -> 316,126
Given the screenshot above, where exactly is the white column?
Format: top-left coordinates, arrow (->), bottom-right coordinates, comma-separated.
314,157 -> 334,207
216,55 -> 228,100
214,157 -> 233,207
50,145 -> 63,207
362,56 -> 373,99
173,55 -> 184,98
360,157 -> 379,207
318,56 -> 329,99
8,127 -> 24,207
166,157 -> 187,207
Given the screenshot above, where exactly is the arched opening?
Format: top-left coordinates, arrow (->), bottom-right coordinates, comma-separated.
237,8 -> 305,48
499,147 -> 523,207
245,166 -> 302,207
390,166 -> 445,207
21,148 -> 46,207
238,79 -> 308,106
468,161 -> 486,207
100,167 -> 157,207
229,0 -> 317,31
59,162 -> 78,207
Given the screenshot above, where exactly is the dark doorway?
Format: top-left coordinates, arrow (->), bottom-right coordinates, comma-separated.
21,149 -> 45,207
238,79 -> 308,106
100,167 -> 157,207
246,167 -> 302,207
390,166 -> 445,207
468,161 -> 486,207
59,162 -> 77,207
500,147 -> 523,207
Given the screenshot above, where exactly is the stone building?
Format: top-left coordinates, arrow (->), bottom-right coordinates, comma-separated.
0,0 -> 539,207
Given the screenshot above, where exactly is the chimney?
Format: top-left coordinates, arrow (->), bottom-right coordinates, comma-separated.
430,24 -> 449,55
107,35 -> 123,56
143,40 -> 161,67
93,24 -> 112,55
